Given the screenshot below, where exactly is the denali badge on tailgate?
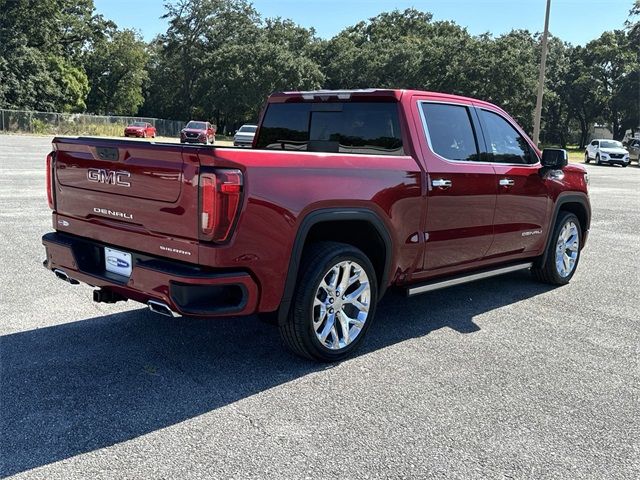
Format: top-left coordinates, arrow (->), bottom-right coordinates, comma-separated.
93,207 -> 133,220
87,168 -> 131,187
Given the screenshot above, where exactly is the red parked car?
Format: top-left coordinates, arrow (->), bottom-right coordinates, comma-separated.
42,89 -> 590,361
180,121 -> 216,144
124,122 -> 156,138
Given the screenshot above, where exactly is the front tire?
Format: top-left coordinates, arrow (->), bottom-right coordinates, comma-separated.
596,154 -> 602,165
532,212 -> 582,285
280,242 -> 378,362
584,152 -> 590,163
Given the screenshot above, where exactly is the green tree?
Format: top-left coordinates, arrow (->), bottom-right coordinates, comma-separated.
321,11 -> 539,132
540,37 -> 574,146
562,46 -> 607,147
158,0 -> 260,118
585,30 -> 637,139
84,29 -> 149,115
0,0 -> 112,112
202,19 -> 324,128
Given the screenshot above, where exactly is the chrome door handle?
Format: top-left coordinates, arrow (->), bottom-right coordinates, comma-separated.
499,178 -> 515,187
431,178 -> 452,189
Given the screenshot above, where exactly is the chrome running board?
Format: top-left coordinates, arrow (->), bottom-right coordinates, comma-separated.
406,262 -> 533,296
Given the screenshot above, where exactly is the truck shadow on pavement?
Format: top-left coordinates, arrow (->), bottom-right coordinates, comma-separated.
1,271 -> 554,476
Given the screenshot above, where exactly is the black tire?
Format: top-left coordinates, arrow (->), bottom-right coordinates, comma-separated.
596,154 -> 601,165
621,162 -> 628,168
279,241 -> 378,362
584,152 -> 590,163
532,212 -> 582,285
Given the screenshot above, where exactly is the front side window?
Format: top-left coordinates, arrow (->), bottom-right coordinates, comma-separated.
420,103 -> 479,161
255,102 -> 404,155
480,110 -> 535,164
591,140 -> 599,146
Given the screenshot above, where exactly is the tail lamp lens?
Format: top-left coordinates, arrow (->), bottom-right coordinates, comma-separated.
46,152 -> 54,209
199,169 -> 243,242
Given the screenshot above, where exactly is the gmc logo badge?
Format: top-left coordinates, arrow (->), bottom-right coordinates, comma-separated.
87,168 -> 131,187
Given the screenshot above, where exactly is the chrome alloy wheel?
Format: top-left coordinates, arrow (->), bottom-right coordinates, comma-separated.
555,221 -> 580,277
312,260 -> 371,350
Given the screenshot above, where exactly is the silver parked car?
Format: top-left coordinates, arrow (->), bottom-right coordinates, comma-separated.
233,124 -> 258,147
626,138 -> 640,164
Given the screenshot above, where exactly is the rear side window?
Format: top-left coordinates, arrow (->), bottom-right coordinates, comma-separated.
420,103 -> 479,161
255,102 -> 404,155
479,110 -> 535,164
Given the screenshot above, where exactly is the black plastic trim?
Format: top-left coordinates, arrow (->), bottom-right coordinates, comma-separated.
170,282 -> 248,315
276,208 -> 393,324
538,193 -> 591,266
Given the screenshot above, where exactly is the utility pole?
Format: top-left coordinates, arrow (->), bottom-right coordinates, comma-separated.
533,0 -> 551,146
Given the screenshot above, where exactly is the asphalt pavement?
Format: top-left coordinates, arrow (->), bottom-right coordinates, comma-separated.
0,134 -> 638,479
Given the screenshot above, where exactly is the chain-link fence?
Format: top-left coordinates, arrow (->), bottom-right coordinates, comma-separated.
0,109 -> 186,138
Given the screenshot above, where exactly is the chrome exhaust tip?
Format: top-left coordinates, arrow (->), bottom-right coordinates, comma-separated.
53,268 -> 79,285
147,300 -> 181,318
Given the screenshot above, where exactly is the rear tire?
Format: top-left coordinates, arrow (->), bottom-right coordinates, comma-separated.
279,241 -> 378,362
532,212 -> 582,285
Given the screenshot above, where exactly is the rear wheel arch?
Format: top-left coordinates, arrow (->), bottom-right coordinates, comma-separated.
276,208 -> 393,325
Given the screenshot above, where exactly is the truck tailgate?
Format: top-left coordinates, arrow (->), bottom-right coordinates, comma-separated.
52,137 -> 200,261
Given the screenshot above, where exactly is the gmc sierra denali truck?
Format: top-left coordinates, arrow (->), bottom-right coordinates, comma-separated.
42,89 -> 591,362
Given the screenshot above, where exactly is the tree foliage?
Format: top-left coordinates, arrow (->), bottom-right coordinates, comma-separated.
0,0 -> 111,112
84,29 -> 149,115
0,0 -> 638,143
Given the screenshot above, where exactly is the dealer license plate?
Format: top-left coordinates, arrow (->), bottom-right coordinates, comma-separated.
104,247 -> 132,277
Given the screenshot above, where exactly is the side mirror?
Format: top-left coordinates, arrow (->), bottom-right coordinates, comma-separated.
541,148 -> 568,169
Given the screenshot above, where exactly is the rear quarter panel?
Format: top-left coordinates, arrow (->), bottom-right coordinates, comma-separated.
197,148 -> 424,311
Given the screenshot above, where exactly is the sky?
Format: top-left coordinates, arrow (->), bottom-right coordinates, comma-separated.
93,0 -> 634,45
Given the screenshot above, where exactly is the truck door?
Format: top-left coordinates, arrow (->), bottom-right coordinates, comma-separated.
413,100 -> 497,272
475,107 -> 549,257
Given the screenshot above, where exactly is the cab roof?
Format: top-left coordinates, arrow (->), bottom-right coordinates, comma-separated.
268,88 -> 498,110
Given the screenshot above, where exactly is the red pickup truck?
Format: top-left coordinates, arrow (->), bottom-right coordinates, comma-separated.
42,89 -> 591,361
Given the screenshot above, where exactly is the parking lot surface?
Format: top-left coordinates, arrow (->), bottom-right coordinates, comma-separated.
1,134 -> 638,479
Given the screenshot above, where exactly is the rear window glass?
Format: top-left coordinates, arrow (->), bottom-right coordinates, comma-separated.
238,125 -> 257,133
255,102 -> 404,155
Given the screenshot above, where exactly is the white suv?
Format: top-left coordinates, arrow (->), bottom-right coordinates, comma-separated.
585,139 -> 630,167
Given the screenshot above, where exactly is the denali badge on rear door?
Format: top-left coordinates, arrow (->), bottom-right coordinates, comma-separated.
87,168 -> 131,187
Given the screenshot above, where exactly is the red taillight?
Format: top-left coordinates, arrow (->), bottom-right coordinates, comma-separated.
46,152 -> 54,209
199,169 -> 243,242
